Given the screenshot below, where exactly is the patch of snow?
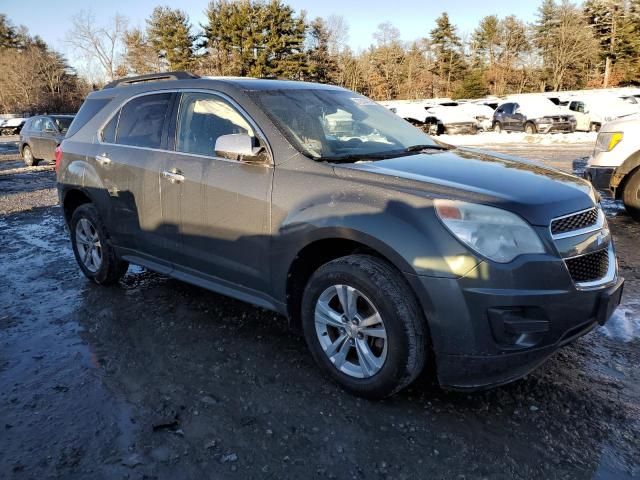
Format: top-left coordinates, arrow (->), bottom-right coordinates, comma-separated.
439,131 -> 597,147
598,306 -> 640,342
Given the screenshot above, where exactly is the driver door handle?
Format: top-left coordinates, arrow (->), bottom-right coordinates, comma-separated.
95,154 -> 111,166
162,169 -> 185,184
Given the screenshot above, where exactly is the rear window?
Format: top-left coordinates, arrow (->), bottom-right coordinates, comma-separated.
66,98 -> 111,138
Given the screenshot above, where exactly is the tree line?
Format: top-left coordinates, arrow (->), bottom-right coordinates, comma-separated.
2,0 -> 640,114
0,15 -> 88,114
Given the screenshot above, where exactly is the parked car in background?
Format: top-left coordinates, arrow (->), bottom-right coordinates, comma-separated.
566,95 -> 637,132
423,106 -> 478,135
57,72 -> 622,398
0,117 -> 27,135
457,103 -> 495,131
585,116 -> 640,220
19,114 -> 74,166
493,98 -> 576,134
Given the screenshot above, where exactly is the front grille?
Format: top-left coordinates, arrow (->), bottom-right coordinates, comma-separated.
565,249 -> 609,283
551,208 -> 599,235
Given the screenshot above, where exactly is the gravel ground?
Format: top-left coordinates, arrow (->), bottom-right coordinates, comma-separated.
0,138 -> 639,480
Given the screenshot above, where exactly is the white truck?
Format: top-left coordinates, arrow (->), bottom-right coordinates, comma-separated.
585,115 -> 640,220
566,95 -> 636,132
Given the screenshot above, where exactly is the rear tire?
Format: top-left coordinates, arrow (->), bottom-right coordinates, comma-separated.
622,170 -> 640,221
22,145 -> 40,167
70,203 -> 129,285
524,122 -> 537,135
301,254 -> 427,399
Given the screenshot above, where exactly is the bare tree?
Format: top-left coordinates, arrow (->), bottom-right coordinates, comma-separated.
325,15 -> 350,56
66,11 -> 127,82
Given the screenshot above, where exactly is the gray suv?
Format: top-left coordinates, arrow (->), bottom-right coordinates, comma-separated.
57,72 -> 623,398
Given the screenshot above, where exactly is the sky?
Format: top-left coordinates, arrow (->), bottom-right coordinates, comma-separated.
2,0 -> 541,69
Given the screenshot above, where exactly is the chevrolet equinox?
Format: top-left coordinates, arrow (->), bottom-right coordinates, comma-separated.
57,72 -> 624,398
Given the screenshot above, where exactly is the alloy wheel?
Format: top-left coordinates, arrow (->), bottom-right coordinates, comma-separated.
314,284 -> 388,378
75,218 -> 103,273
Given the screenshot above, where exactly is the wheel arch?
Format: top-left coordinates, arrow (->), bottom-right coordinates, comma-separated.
283,230 -> 427,333
613,150 -> 640,199
62,187 -> 95,224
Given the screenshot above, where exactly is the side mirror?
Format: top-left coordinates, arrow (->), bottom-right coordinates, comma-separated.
214,133 -> 265,162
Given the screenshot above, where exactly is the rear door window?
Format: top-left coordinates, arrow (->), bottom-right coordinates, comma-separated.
116,93 -> 172,149
175,92 -> 254,157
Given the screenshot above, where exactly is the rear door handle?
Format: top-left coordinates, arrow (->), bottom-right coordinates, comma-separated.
95,154 -> 111,166
162,169 -> 185,184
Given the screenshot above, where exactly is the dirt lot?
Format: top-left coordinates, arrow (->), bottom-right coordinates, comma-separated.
1,136 -> 639,480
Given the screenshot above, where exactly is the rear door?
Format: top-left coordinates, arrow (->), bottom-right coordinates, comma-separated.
160,91 -> 273,292
40,118 -> 59,161
95,92 -> 178,267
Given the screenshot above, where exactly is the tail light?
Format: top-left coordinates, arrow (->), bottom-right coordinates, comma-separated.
54,145 -> 62,172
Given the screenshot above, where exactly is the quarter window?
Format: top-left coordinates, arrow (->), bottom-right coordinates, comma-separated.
32,118 -> 44,132
176,92 -> 254,157
102,112 -> 118,143
115,93 -> 172,149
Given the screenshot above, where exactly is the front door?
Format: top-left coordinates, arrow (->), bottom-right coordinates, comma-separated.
160,91 -> 273,292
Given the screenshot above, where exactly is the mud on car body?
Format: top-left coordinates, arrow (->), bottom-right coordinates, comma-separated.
57,72 -> 623,398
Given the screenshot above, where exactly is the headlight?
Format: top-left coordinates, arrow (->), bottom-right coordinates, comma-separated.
594,132 -> 623,153
434,200 -> 545,263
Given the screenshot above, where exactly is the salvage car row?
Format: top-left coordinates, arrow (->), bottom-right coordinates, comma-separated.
382,87 -> 640,135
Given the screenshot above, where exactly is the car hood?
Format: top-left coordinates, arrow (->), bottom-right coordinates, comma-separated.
332,147 -> 596,226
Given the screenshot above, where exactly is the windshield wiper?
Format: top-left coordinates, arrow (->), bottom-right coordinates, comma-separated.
404,144 -> 449,152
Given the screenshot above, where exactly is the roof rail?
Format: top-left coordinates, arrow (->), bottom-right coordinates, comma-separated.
102,71 -> 200,90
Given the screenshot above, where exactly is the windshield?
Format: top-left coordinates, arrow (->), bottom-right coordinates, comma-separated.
251,89 -> 441,161
52,116 -> 73,134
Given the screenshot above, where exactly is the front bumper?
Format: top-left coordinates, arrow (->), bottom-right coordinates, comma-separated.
409,251 -> 623,391
536,121 -> 575,133
584,166 -> 614,192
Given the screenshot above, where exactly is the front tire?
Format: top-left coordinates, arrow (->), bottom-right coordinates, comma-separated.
22,145 -> 40,167
524,122 -> 537,135
70,204 -> 128,285
622,170 -> 640,221
493,122 -> 503,134
301,255 -> 426,398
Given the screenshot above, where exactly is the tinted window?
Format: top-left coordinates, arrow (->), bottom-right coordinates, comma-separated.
176,92 -> 253,157
102,112 -> 118,143
67,98 -> 111,137
116,93 -> 172,149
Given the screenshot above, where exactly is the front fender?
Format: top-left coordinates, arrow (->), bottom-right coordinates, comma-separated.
612,150 -> 640,195
274,194 -> 481,282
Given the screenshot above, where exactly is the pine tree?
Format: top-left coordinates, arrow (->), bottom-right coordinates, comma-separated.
202,0 -> 307,79
307,17 -> 337,83
429,13 -> 466,97
147,6 -> 196,71
123,28 -> 161,74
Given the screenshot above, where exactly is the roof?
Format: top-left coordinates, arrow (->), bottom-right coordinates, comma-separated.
100,71 -> 344,94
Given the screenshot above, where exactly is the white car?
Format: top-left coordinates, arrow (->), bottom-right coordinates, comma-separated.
585,116 -> 640,220
566,95 -> 636,131
457,103 -> 495,131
